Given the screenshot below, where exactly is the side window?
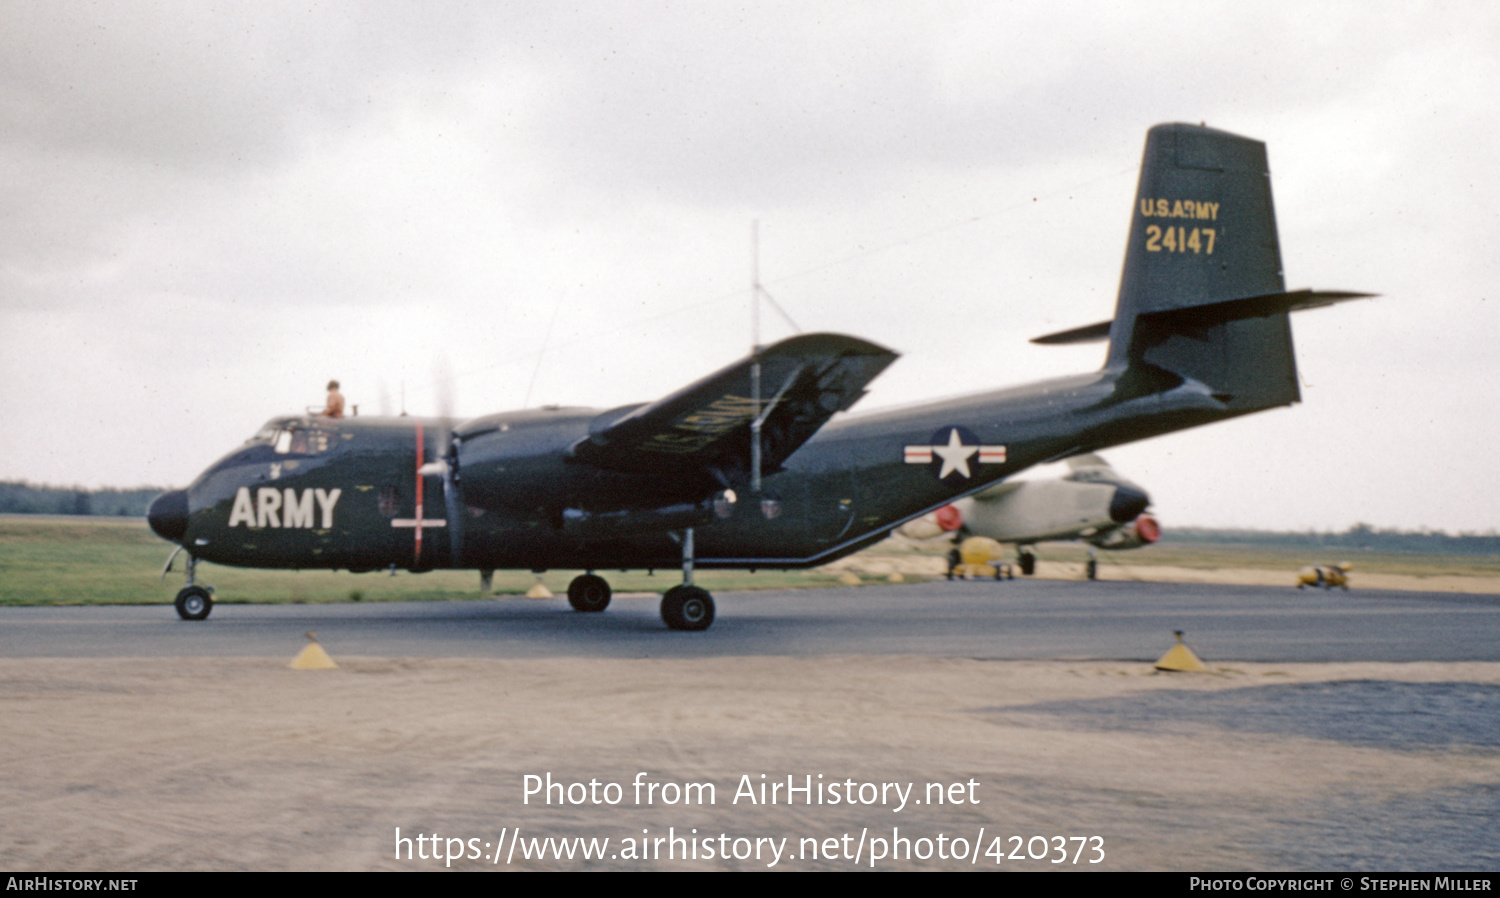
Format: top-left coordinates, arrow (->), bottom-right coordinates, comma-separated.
274,430 -> 293,454
377,485 -> 400,518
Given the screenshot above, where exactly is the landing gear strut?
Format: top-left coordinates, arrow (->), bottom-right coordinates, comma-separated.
568,573 -> 612,612
1017,546 -> 1036,576
174,555 -> 214,621
661,527 -> 714,631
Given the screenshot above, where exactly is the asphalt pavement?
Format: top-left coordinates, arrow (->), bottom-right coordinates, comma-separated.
4,578 -> 1498,662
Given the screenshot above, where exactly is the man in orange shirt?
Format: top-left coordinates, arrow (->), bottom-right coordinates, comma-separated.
321,380 -> 345,418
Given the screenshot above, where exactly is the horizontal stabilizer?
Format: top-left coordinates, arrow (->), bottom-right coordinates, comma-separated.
1033,289 -> 1373,346
1031,320 -> 1112,345
1140,288 -> 1374,331
570,332 -> 897,478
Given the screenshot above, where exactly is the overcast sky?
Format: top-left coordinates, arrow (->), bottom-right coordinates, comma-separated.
2,1 -> 1496,533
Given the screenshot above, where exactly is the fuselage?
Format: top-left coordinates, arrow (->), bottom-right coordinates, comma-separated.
144,123 -> 1361,633
149,364 -> 1236,573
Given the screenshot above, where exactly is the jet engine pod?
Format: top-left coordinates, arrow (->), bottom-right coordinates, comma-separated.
897,504 -> 964,540
934,504 -> 964,531
1092,513 -> 1161,549
1134,513 -> 1161,543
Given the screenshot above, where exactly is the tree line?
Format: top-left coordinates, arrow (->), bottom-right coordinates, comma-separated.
1163,524 -> 1500,557
0,481 -> 167,518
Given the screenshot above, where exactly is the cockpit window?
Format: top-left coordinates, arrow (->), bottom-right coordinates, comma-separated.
248,419 -> 334,455
275,427 -> 331,455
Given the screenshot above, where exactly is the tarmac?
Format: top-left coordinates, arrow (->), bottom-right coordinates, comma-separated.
2,580 -> 1497,871
3,578 -> 1499,661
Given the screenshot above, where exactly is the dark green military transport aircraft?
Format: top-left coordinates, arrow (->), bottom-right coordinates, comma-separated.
148,123 -> 1367,629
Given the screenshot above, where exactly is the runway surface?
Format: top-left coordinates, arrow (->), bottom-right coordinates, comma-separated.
4,578 -> 1499,662
7,579 -> 1500,871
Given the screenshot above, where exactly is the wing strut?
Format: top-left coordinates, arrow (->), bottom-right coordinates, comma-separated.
751,362 -> 805,494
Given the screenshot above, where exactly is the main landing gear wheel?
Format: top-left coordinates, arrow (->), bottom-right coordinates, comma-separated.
1018,549 -> 1037,576
661,585 -> 715,631
175,585 -> 213,621
567,574 -> 612,613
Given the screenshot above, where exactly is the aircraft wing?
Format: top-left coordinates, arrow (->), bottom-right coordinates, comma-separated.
569,333 -> 897,478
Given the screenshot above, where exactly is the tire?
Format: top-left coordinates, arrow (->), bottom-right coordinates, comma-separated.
1018,551 -> 1036,576
1085,559 -> 1098,581
567,574 -> 612,613
175,585 -> 213,621
661,585 -> 715,631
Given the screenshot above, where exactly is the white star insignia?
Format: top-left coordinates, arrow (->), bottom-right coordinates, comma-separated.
931,428 -> 978,479
904,428 -> 1006,479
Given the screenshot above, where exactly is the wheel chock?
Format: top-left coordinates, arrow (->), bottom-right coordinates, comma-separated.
1155,630 -> 1207,672
525,579 -> 554,599
289,631 -> 338,670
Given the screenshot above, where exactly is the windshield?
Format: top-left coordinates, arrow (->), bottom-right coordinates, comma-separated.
249,423 -> 281,445
247,418 -> 332,455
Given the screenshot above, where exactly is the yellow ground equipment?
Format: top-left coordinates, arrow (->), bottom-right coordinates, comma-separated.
946,536 -> 1015,581
1297,562 -> 1351,590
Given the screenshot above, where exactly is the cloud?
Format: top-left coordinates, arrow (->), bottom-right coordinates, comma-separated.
1,1 -> 1498,529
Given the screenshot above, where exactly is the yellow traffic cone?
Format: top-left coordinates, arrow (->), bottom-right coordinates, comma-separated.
289,631 -> 338,670
837,571 -> 862,586
1155,630 -> 1207,672
525,577 -> 554,599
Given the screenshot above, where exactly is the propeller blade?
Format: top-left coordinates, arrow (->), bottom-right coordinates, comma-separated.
433,355 -> 455,423
443,433 -> 466,567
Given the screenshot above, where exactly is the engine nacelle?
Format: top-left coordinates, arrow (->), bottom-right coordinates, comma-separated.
559,496 -> 723,538
454,408 -> 712,513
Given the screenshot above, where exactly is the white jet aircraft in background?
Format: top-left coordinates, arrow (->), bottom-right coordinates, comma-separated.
897,454 -> 1159,580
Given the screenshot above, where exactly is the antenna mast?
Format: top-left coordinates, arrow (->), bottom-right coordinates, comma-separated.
750,220 -> 763,494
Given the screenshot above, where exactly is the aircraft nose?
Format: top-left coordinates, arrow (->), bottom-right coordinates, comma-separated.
147,489 -> 190,542
1108,484 -> 1150,523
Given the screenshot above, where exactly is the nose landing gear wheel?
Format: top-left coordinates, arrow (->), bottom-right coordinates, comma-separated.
661,585 -> 715,631
175,585 -> 213,621
567,574 -> 612,612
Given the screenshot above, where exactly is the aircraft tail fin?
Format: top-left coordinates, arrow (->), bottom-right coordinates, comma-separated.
1032,124 -> 1370,412
1116,123 -> 1296,410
